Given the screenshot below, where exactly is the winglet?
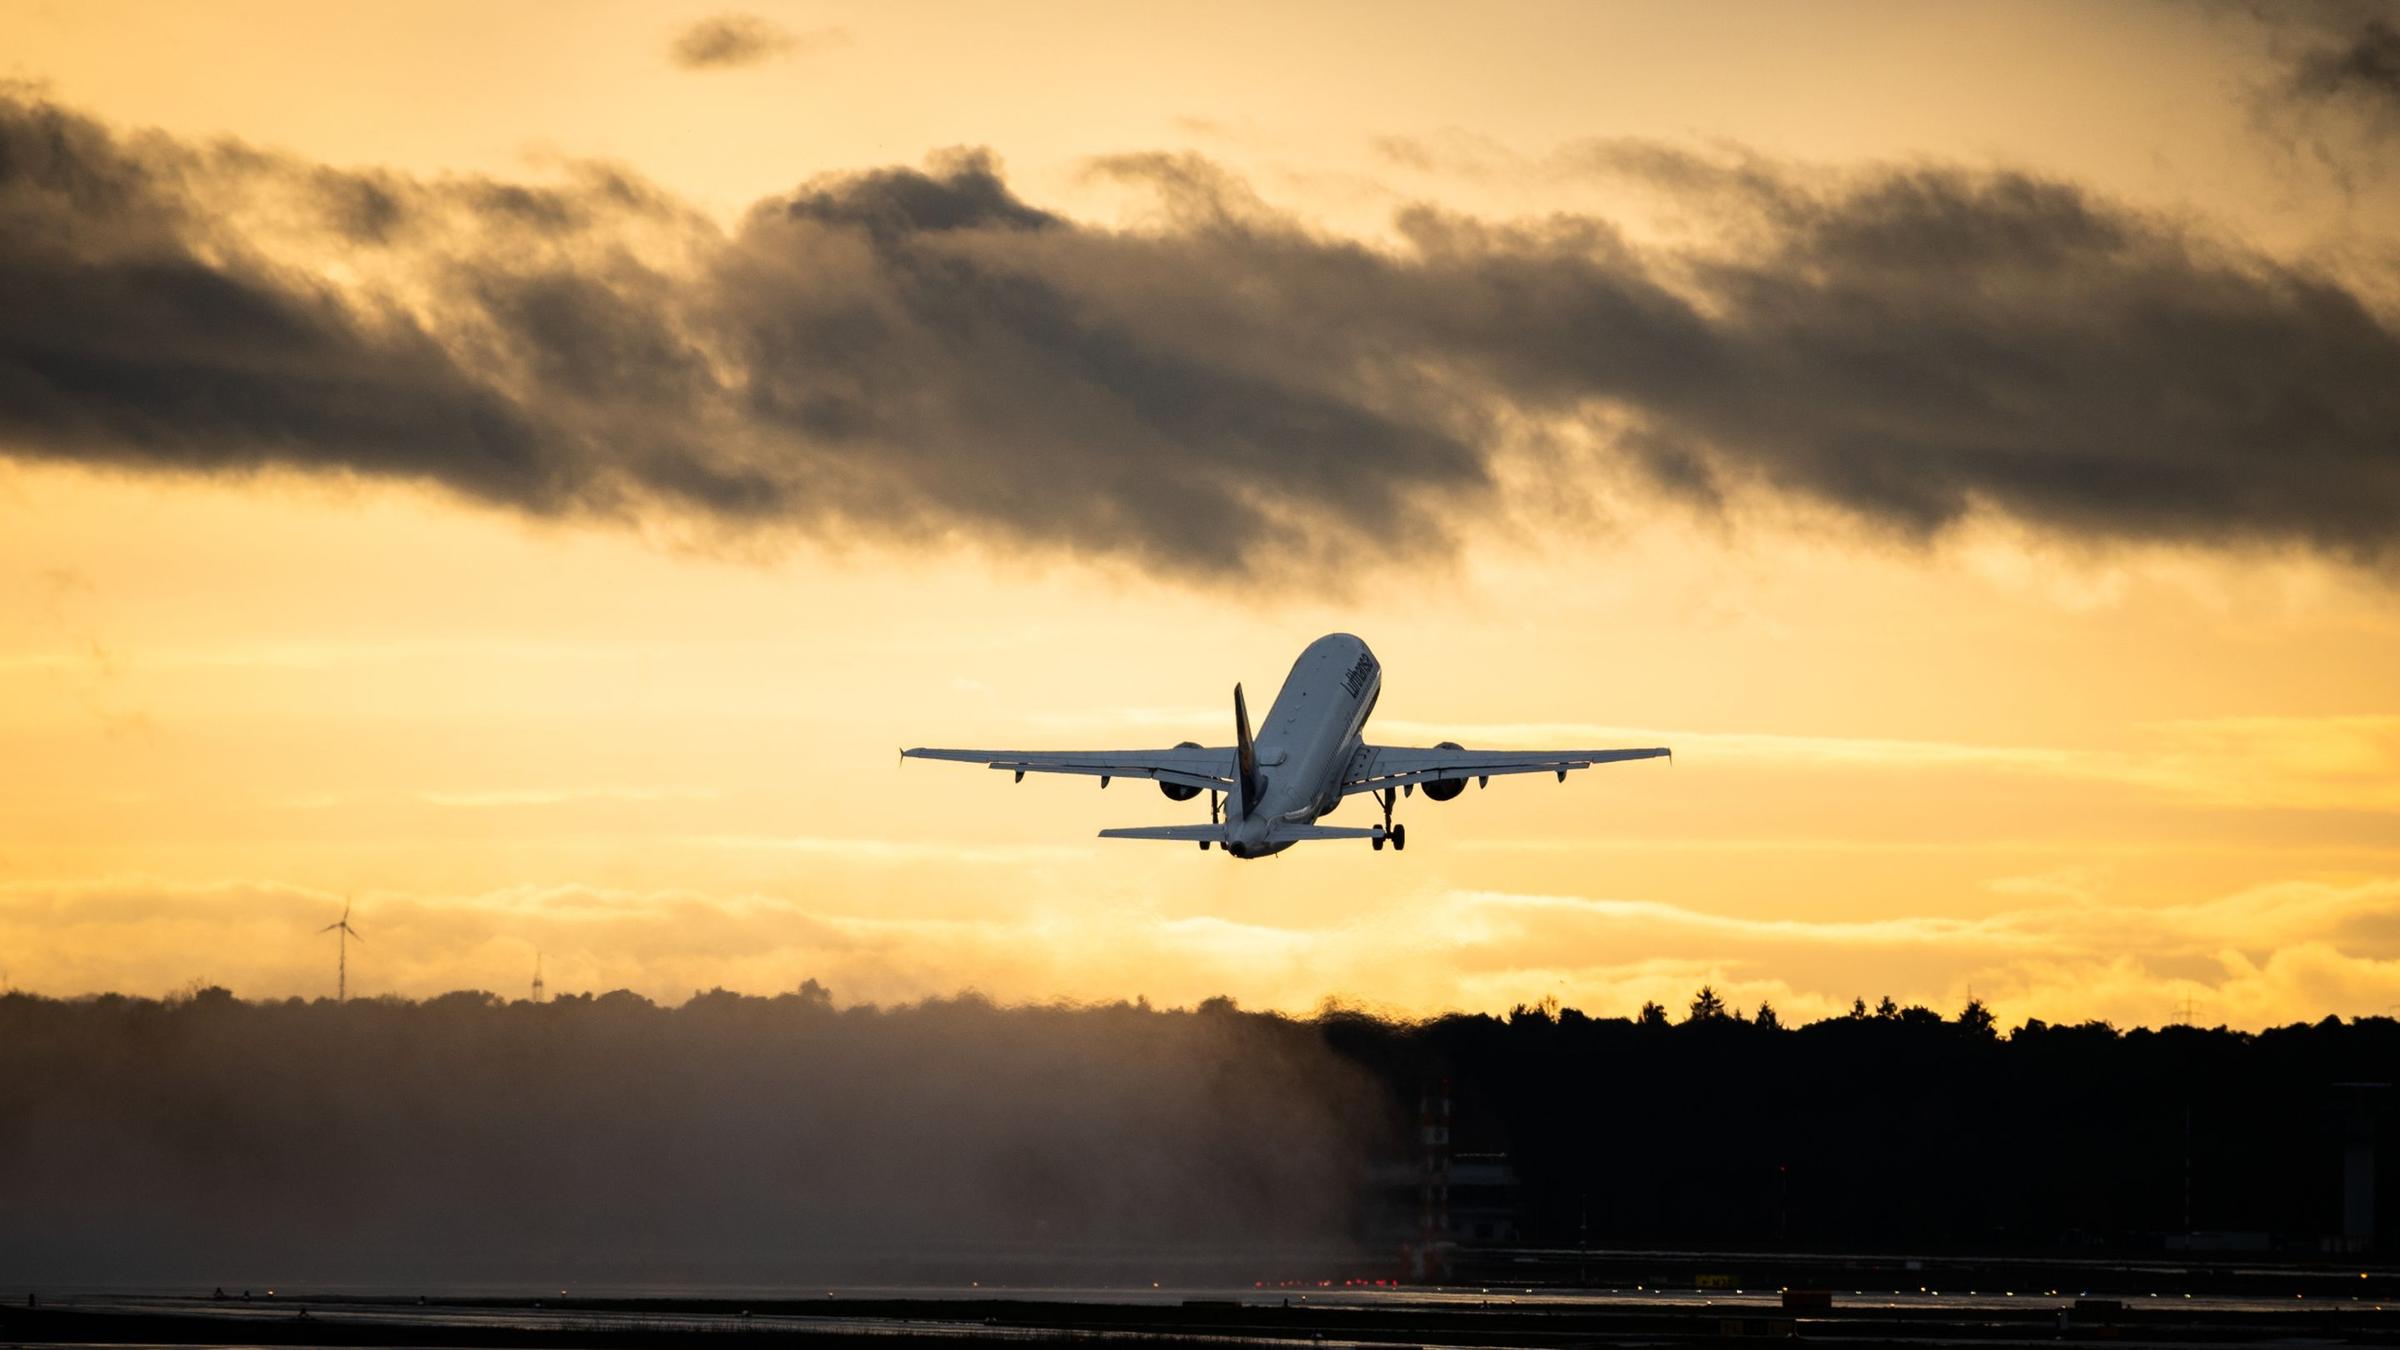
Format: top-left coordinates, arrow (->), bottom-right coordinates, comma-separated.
1233,683 -> 1262,817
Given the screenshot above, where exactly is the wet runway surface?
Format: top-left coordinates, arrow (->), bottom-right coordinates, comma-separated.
8,1279 -> 2400,1349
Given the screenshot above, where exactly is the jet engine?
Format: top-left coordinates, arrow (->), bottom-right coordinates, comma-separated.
1159,740 -> 1204,800
1421,740 -> 1468,801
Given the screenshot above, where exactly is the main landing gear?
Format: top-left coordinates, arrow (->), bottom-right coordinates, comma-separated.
1199,790 -> 1221,850
1371,788 -> 1408,852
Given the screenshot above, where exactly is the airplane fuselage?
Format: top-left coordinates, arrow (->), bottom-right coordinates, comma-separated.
1228,632 -> 1382,857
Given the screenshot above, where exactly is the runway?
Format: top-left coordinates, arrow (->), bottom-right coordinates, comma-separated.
7,1278 -> 2398,1350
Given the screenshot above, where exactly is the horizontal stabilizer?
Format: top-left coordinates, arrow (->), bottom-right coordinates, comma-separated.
1265,824 -> 1383,842
1097,824 -> 1226,842
1098,823 -> 1386,844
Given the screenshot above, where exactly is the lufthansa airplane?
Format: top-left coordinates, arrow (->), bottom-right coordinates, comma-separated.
903,633 -> 1669,857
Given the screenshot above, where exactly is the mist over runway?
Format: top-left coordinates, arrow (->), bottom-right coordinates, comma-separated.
0,989 -> 1384,1287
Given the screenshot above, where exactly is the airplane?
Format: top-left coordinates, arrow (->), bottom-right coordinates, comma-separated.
902,633 -> 1669,858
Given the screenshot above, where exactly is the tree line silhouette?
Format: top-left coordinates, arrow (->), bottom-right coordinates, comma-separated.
0,983 -> 2391,1281
1326,986 -> 2397,1253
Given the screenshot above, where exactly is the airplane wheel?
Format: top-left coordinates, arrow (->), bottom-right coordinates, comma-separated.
1372,833 -> 1385,851
1393,823 -> 1407,851
1199,840 -> 1210,850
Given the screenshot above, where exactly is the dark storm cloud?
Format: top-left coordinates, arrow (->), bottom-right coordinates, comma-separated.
4,94 -> 2400,579
2247,1 -> 2400,155
669,13 -> 843,70
1564,158 -> 2400,556
0,98 -> 779,524
2280,9 -> 2400,121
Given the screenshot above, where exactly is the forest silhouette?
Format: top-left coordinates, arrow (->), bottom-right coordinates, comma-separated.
1329,988 -> 2395,1254
1,983 -> 2391,1284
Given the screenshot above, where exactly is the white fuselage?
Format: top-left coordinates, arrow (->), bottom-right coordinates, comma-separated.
1227,633 -> 1382,857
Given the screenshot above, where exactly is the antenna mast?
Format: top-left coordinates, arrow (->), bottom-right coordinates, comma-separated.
531,951 -> 546,1004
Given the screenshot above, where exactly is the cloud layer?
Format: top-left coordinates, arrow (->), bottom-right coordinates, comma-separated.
2275,5 -> 2400,130
668,13 -> 845,70
3,95 -> 2398,578
9,871 -> 2399,1031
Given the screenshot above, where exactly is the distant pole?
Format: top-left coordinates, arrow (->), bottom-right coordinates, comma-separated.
1410,1079 -> 1452,1281
2181,1104 -> 2193,1235
1578,1190 -> 1589,1285
531,952 -> 546,1004
2338,1083 -> 2387,1250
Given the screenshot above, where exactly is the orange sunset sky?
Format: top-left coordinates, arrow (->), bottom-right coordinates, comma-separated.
3,0 -> 2398,1027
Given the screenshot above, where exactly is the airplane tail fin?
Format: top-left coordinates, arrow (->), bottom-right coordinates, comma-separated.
1233,682 -> 1262,817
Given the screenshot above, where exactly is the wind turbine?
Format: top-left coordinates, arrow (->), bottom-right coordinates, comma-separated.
320,899 -> 363,1001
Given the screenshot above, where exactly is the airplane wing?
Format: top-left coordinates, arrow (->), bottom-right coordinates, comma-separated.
901,745 -> 1234,794
1342,743 -> 1669,796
